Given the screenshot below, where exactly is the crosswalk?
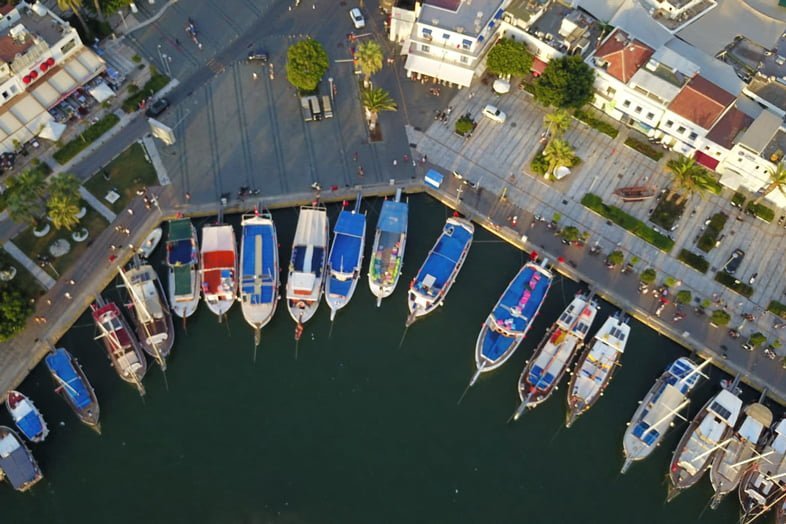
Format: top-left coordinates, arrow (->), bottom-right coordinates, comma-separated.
206,58 -> 225,74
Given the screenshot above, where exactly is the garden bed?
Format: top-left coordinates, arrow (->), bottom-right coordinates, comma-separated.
581,193 -> 674,252
84,143 -> 159,213
714,271 -> 754,297
53,113 -> 120,165
697,212 -> 727,253
573,109 -> 619,138
767,300 -> 786,319
122,73 -> 171,113
624,137 -> 664,161
677,249 -> 709,273
649,195 -> 685,230
745,201 -> 775,223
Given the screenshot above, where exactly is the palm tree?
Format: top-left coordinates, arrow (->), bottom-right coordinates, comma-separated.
543,109 -> 572,142
48,195 -> 81,231
542,139 -> 574,177
4,169 -> 47,227
48,173 -> 81,202
56,0 -> 90,37
752,163 -> 786,205
361,87 -> 397,130
356,40 -> 383,86
664,155 -> 715,203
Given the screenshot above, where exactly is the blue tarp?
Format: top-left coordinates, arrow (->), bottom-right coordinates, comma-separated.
241,224 -> 277,305
632,420 -> 660,445
424,169 -> 444,189
45,348 -> 92,410
168,239 -> 194,265
414,221 -> 472,292
378,200 -> 408,234
292,246 -> 324,277
16,412 -> 43,441
328,211 -> 365,299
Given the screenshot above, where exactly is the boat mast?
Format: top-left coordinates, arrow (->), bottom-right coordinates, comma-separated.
94,307 -> 145,397
118,265 -> 168,372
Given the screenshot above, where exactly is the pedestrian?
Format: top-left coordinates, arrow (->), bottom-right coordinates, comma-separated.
176,38 -> 181,46
124,228 -> 131,235
108,254 -> 118,263
358,166 -> 365,177
45,298 -> 52,306
353,152 -> 359,162
403,154 -> 409,162
412,160 -> 416,167
64,292 -> 72,300
393,159 -> 398,166
312,2 -> 315,8
185,192 -> 191,202
68,279 -> 75,285
128,208 -> 134,215
114,225 -> 122,232
330,185 -> 338,191
39,316 -> 47,324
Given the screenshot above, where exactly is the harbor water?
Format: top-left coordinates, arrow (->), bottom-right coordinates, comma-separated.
0,195 -> 752,523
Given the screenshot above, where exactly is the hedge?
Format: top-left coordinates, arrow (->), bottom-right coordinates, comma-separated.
746,201 -> 775,223
767,300 -> 786,319
677,249 -> 709,273
732,192 -> 746,208
714,271 -> 754,297
122,73 -> 171,113
581,193 -> 674,251
697,212 -> 727,252
574,109 -> 619,138
52,113 -> 120,165
624,137 -> 664,161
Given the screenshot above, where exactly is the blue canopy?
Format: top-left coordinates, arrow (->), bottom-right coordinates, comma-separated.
425,169 -> 444,189
45,348 -> 92,410
378,200 -> 408,234
241,223 -> 277,305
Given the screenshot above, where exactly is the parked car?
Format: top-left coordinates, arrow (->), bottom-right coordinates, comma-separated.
247,50 -> 269,63
349,8 -> 365,29
722,248 -> 745,275
145,97 -> 169,118
481,104 -> 506,123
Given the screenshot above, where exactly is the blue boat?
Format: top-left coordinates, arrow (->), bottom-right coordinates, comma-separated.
471,260 -> 553,386
368,189 -> 408,307
325,200 -> 366,321
406,217 -> 474,325
44,347 -> 101,433
5,391 -> 48,443
0,426 -> 42,492
240,210 -> 279,346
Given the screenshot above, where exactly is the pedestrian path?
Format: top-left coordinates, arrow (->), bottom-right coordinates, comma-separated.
2,241 -> 56,289
79,186 -> 117,222
95,41 -> 138,76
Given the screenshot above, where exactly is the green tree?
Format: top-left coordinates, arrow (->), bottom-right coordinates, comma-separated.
665,155 -> 716,203
560,225 -> 580,243
48,173 -> 81,202
542,138 -> 574,177
640,268 -> 657,285
95,0 -> 133,16
752,164 -> 786,206
606,250 -> 624,267
485,38 -> 533,77
533,55 -> 595,109
710,309 -> 731,326
543,109 -> 572,141
56,0 -> 90,37
0,286 -> 33,342
361,87 -> 397,129
356,40 -> 383,85
675,290 -> 692,304
4,169 -> 48,227
286,38 -> 329,92
47,195 -> 81,231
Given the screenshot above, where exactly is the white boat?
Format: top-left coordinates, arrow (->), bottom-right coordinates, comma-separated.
165,218 -> 200,318
5,391 -> 48,444
620,357 -> 707,474
368,190 -> 408,307
240,210 -> 279,345
325,200 -> 366,321
138,227 -> 163,258
91,299 -> 148,396
286,205 -> 329,324
565,312 -> 629,428
710,402 -> 773,509
201,224 -> 238,319
738,418 -> 786,523
667,386 -> 743,501
0,426 -> 42,492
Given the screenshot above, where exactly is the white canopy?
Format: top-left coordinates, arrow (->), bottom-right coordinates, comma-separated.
553,166 -> 571,180
493,79 -> 510,94
38,120 -> 66,141
89,81 -> 114,103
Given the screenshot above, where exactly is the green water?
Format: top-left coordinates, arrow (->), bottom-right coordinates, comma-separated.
0,196 -> 750,523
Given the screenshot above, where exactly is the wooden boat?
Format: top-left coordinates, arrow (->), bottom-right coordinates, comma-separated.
166,218 -> 201,319
91,299 -> 148,396
739,418 -> 786,523
5,391 -> 48,443
325,199 -> 366,321
286,205 -> 329,325
368,189 -> 408,307
239,210 -> 279,346
44,347 -> 101,432
0,426 -> 42,491
613,185 -> 657,202
201,223 -> 238,319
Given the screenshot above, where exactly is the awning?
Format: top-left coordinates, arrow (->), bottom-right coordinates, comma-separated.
493,78 -> 510,94
694,150 -> 720,171
75,48 -> 106,76
9,96 -> 45,124
531,57 -> 548,76
31,82 -> 59,108
26,111 -> 54,136
0,111 -> 22,134
425,169 -> 444,189
48,70 -> 78,94
64,59 -> 90,84
553,166 -> 571,180
38,120 -> 66,141
89,81 -> 114,103
404,54 -> 474,87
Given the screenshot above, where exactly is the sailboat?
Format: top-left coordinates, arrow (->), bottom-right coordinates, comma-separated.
286,205 -> 329,324
325,199 -> 366,321
119,261 -> 174,371
44,347 -> 100,432
200,223 -> 238,319
239,209 -> 279,345
511,292 -> 597,420
5,391 -> 48,443
0,426 -> 42,492
667,385 -> 743,501
471,259 -> 554,388
620,357 -> 707,474
368,189 -> 408,307
406,216 -> 473,325
165,217 -> 200,318
565,312 -> 629,428
710,401 -> 773,509
738,418 -> 786,523
91,299 -> 148,396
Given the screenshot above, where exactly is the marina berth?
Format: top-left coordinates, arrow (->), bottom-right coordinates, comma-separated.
512,292 -> 596,419
239,210 -> 280,346
325,201 -> 366,321
621,357 -> 706,474
0,426 -> 42,492
200,224 -> 238,319
565,312 -> 629,428
5,391 -> 48,444
368,191 -> 408,307
286,205 -> 329,324
44,347 -> 101,432
406,217 -> 474,325
90,300 -> 148,396
166,218 -> 201,319
739,418 -> 786,523
667,386 -> 743,501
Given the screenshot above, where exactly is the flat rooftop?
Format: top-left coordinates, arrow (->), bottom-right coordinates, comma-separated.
420,0 -> 504,36
763,129 -> 786,165
526,5 -> 602,58
505,0 -> 548,23
747,77 -> 786,113
649,0 -> 715,31
717,36 -> 766,82
15,9 -> 70,48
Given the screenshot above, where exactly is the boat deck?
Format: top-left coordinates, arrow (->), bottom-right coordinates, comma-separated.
490,266 -> 550,338
44,349 -> 92,410
328,211 -> 365,297
528,329 -> 576,390
241,223 -> 277,305
414,222 -> 472,295
202,250 -> 235,295
0,429 -> 39,491
8,397 -> 43,441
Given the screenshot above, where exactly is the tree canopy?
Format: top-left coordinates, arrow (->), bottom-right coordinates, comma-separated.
356,40 -> 383,83
753,163 -> 786,205
286,38 -> 329,92
0,286 -> 33,342
485,38 -> 533,77
5,168 -> 47,227
533,55 -> 595,109
665,155 -> 716,203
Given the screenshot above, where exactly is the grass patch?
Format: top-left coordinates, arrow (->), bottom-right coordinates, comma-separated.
574,109 -> 619,138
0,161 -> 51,213
649,195 -> 685,230
13,205 -> 109,279
53,113 -> 120,165
746,201 -> 775,223
677,249 -> 709,273
624,137 -> 664,161
84,143 -> 157,213
714,271 -> 754,298
697,212 -> 727,253
0,247 -> 44,299
581,193 -> 674,252
122,73 -> 171,113
767,300 -> 786,319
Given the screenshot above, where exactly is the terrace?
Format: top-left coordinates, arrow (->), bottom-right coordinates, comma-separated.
523,4 -> 603,58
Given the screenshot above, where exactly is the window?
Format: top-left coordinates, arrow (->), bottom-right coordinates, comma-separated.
462,39 -> 472,50
606,87 -> 616,96
421,44 -> 430,53
460,56 -> 469,64
646,112 -> 655,120
622,100 -> 631,108
665,120 -> 674,127
442,33 -> 450,40
688,132 -> 698,141
634,106 -> 642,114
61,39 -> 76,54
677,126 -> 686,133
1,91 -> 7,100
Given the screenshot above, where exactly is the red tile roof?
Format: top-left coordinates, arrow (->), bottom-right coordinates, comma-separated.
594,29 -> 654,84
0,34 -> 33,64
705,107 -> 753,149
668,75 -> 736,129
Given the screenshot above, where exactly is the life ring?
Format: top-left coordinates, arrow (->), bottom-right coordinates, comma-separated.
296,301 -> 306,309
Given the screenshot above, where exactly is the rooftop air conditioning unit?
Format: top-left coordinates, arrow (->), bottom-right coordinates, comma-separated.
645,60 -> 658,71
9,25 -> 26,42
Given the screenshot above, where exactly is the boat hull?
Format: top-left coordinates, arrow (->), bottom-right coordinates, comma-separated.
168,267 -> 200,318
44,348 -> 100,430
0,426 -> 42,492
5,391 -> 48,443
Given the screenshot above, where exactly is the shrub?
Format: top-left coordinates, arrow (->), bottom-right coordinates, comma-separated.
714,272 -> 754,297
650,196 -> 685,230
122,73 -> 171,113
677,249 -> 709,273
132,54 -> 142,63
561,226 -> 580,242
746,201 -> 775,223
768,300 -> 786,319
607,250 -> 624,266
697,213 -> 727,253
749,332 -> 766,347
581,193 -> 674,251
663,276 -> 678,288
675,290 -> 692,304
53,114 -> 121,165
530,153 -> 548,175
624,137 -> 663,161
711,309 -> 731,326
455,116 -> 475,136
127,83 -> 139,94
732,192 -> 746,208
573,109 -> 619,138
640,268 -> 656,284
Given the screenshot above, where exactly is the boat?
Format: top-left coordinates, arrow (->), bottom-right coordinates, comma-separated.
119,261 -> 174,370
620,357 -> 707,474
325,199 -> 366,321
710,401 -> 773,509
777,498 -> 786,524
200,223 -> 238,319
165,218 -> 200,318
44,347 -> 101,432
239,209 -> 279,346
511,292 -> 597,420
138,227 -> 163,258
667,386 -> 743,501
368,189 -> 408,307
471,259 -> 554,388
286,205 -> 329,324
613,185 -> 657,202
565,312 -> 629,428
5,391 -> 48,443
406,217 -> 474,326
739,418 -> 786,523
0,426 -> 42,492
90,299 -> 148,396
